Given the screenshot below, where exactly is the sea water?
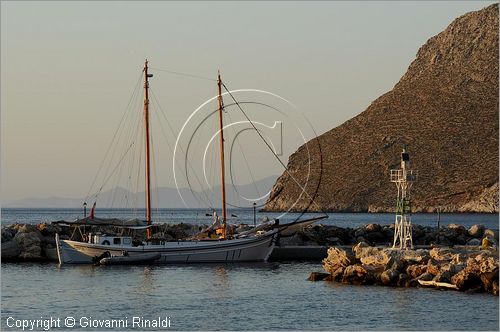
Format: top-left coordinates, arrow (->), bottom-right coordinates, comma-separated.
1,209 -> 499,330
1,208 -> 498,230
1,262 -> 498,331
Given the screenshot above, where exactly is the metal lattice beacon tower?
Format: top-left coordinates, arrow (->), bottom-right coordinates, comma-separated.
390,147 -> 417,249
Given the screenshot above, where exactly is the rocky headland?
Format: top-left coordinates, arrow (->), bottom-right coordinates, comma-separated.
264,4 -> 499,213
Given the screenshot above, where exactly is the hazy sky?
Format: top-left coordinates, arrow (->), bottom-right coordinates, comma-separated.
1,1 -> 494,203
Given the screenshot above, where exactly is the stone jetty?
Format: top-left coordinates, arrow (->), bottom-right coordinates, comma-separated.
1,222 -> 498,266
318,244 -> 499,295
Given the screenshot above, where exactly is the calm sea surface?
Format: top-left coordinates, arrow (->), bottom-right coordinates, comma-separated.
1,208 -> 499,230
1,209 -> 499,331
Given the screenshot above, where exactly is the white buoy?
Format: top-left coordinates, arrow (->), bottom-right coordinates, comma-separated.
390,147 -> 417,249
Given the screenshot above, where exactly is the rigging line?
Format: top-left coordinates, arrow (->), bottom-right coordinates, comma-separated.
85,70 -> 143,202
134,121 -> 144,218
96,141 -> 136,199
125,118 -> 142,212
149,67 -> 216,82
149,112 -> 160,220
225,108 -> 260,201
109,89 -> 143,209
221,81 -> 327,214
89,75 -> 142,205
151,98 -> 212,209
149,88 -> 214,209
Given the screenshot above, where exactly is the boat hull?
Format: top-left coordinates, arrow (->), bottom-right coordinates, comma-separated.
55,231 -> 278,264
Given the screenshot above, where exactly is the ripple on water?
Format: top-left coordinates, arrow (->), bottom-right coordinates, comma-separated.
1,262 -> 498,330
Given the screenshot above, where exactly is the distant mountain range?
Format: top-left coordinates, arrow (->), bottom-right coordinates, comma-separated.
265,4 -> 499,213
4,176 -> 278,209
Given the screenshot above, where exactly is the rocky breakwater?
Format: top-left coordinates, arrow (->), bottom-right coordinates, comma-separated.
1,222 -> 202,262
281,223 -> 499,247
318,244 -> 499,295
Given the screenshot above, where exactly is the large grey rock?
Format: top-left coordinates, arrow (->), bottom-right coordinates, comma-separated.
1,227 -> 16,242
1,240 -> 21,260
364,231 -> 387,244
468,224 -> 485,238
365,224 -> 382,233
14,231 -> 42,260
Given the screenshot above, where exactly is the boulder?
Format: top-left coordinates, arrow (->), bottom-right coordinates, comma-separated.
364,232 -> 387,244
479,268 -> 499,295
380,268 -> 400,286
322,247 -> 355,281
15,224 -> 40,234
382,226 -> 394,239
352,242 -> 378,259
342,264 -> 375,285
434,263 -> 465,283
354,227 -> 365,238
308,272 -> 330,281
365,223 -> 382,233
325,226 -> 352,244
37,223 -> 62,236
1,240 -> 21,260
417,272 -> 434,282
14,231 -> 42,260
1,227 -> 16,242
41,236 -> 56,247
443,224 -> 468,244
279,233 -> 316,246
451,268 -> 482,291
406,264 -> 427,279
401,249 -> 430,264
429,247 -> 454,261
468,224 -> 485,238
478,256 -> 498,274
384,255 -> 406,272
411,225 -> 425,240
301,224 -> 329,244
397,273 -> 409,287
359,250 -> 391,267
427,258 -> 443,276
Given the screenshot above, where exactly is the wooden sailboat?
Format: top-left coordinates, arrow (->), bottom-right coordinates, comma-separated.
56,60 -> 279,264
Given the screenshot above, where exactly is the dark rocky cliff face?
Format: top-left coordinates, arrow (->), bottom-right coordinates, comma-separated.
264,4 -> 499,213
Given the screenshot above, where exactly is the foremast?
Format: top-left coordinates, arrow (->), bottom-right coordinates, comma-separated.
143,60 -> 153,238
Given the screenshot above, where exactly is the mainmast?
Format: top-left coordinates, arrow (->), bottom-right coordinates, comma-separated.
143,59 -> 153,238
217,71 -> 227,239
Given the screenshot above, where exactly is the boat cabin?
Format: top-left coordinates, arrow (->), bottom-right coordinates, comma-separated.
87,233 -> 132,247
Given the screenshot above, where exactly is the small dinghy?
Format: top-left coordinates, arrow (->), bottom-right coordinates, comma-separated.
99,252 -> 161,265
